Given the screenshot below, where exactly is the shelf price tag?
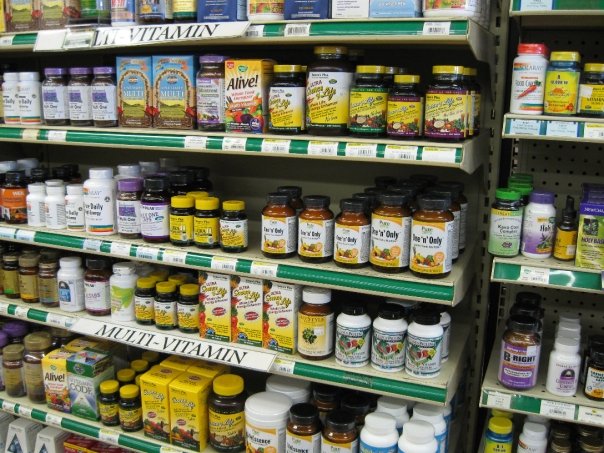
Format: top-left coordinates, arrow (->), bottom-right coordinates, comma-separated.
540,400 -> 575,421
14,306 -> 29,320
508,119 -> 541,136
47,312 -> 73,329
18,406 -> 33,418
307,141 -> 338,156
135,246 -> 160,261
245,25 -> 265,38
250,262 -> 278,278
272,357 -> 295,375
2,401 -> 16,413
0,35 -> 14,46
518,266 -> 550,285
160,447 -> 183,453
0,226 -> 16,239
83,238 -> 103,252
211,256 -> 237,272
422,21 -> 451,35
0,302 -> 9,316
184,136 -> 208,150
546,121 -> 579,138
345,143 -> 377,158
21,129 -> 39,141
261,139 -> 291,154
45,413 -> 62,427
584,123 -> 604,140
578,406 -> 604,426
222,137 -> 247,151
47,130 -> 67,142
98,428 -> 121,444
162,249 -> 188,265
62,29 -> 95,49
384,145 -> 418,160
519,0 -> 553,10
110,242 -> 132,257
485,391 -> 512,409
15,229 -> 36,241
284,23 -> 311,37
421,147 -> 457,163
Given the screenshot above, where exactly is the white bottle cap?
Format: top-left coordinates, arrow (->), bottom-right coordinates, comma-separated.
3,72 -> 18,81
66,184 -> 84,195
413,403 -> 445,420
113,262 -> 136,275
266,375 -> 310,404
558,312 -> 581,325
526,414 -> 549,425
522,422 -> 547,440
440,311 -> 451,325
401,420 -> 435,444
60,256 -> 82,268
364,412 -> 396,435
118,163 -> 141,178
46,185 -> 65,196
18,72 -> 39,81
89,167 -> 114,179
302,286 -> 331,304
557,321 -> 581,335
17,158 -> 39,176
0,161 -> 18,172
45,179 -> 64,187
554,336 -> 580,354
28,183 -> 46,194
377,396 -> 408,419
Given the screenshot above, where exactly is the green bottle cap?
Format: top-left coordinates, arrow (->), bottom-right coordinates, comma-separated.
496,188 -> 521,201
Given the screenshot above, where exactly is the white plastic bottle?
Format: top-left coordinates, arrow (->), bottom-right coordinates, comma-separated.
510,44 -> 549,115
398,420 -> 437,453
116,163 -> 142,180
521,190 -> 556,259
83,167 -> 117,235
17,72 -> 42,125
440,310 -> 451,362
411,405 -> 447,453
58,256 -> 85,312
17,158 -> 39,176
360,412 -> 399,453
371,303 -> 407,372
44,185 -> 67,230
376,396 -> 409,434
558,312 -> 581,325
525,414 -> 550,432
546,337 -> 581,396
26,183 -> 46,227
110,262 -> 138,322
2,72 -> 20,124
556,321 -> 581,339
405,309 -> 443,379
517,422 -> 548,453
65,184 -> 85,231
336,303 -> 372,367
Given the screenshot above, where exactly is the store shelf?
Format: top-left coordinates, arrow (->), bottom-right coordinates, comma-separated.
491,255 -> 603,294
480,341 -> 604,428
510,1 -> 604,26
0,225 -> 477,305
502,114 -> 604,143
0,297 -> 469,404
0,125 -> 486,173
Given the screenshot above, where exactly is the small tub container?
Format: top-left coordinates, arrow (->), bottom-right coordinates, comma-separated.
266,375 -> 311,404
245,391 -> 293,453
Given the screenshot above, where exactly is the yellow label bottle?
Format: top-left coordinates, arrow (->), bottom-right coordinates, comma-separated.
170,195 -> 194,246
544,51 -> 581,116
194,196 -> 220,248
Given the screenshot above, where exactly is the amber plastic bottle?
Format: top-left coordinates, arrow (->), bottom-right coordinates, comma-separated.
277,186 -> 304,215
23,332 -> 52,403
334,199 -> 370,269
262,193 -> 297,259
298,195 -> 334,263
322,410 -> 358,451
370,193 -> 411,274
19,253 -> 40,303
208,374 -> 246,452
3,343 -> 25,397
311,384 -> 339,425
220,201 -> 248,253
287,403 -> 322,453
3,253 -> 20,299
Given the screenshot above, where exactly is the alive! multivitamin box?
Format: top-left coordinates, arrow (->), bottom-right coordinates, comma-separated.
199,271 -> 231,343
141,366 -> 183,443
263,281 -> 302,354
169,372 -> 212,451
225,59 -> 274,134
117,57 -> 153,128
42,348 -> 73,413
230,276 -> 263,347
152,55 -> 197,130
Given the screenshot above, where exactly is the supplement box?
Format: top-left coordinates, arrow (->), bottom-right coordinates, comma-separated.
160,355 -> 200,372
0,0 -> 5,33
187,361 -> 229,379
169,372 -> 212,451
231,276 -> 264,347
369,0 -> 420,17
141,366 -> 183,442
64,337 -> 111,353
0,413 -> 15,452
331,0 -> 368,18
34,427 -> 70,453
6,0 -> 38,32
576,199 -> 604,270
67,348 -> 115,421
152,55 -> 198,130
116,57 -> 153,128
199,271 -> 231,343
42,348 -> 73,413
63,435 -> 97,453
263,281 -> 302,354
225,59 -> 274,134
39,0 -> 67,29
198,0 -> 246,21
5,419 -> 44,453
284,0 -> 329,19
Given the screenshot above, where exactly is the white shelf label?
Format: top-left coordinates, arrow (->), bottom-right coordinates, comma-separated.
509,119 -> 541,136
245,24 -> 265,38
284,23 -> 311,37
518,266 -> 550,285
21,129 -> 39,141
546,121 -> 579,138
584,123 -> 604,140
14,306 -> 29,320
83,238 -> 102,252
184,136 -> 208,150
578,406 -> 604,426
384,145 -> 418,160
211,256 -> 237,272
261,139 -> 291,154
2,401 -> 16,412
272,357 -> 295,375
0,35 -> 14,46
486,392 -> 512,409
250,262 -> 278,279
0,302 -> 9,316
307,141 -> 338,156
519,0 -> 553,10
18,406 -> 32,418
160,447 -> 184,453
62,29 -> 95,49
345,143 -> 377,158
422,21 -> 451,35
45,413 -> 62,427
0,226 -> 16,239
540,400 -> 575,421
47,130 -> 67,142
15,229 -> 36,241
98,428 -> 121,444
136,246 -> 160,261
422,147 -> 457,163
222,137 -> 247,151
110,242 -> 132,257
47,312 -> 73,329
34,29 -> 67,51
162,249 -> 188,265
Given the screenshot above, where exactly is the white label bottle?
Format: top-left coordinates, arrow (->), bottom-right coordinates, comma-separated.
83,167 -> 117,235
58,256 -> 85,312
517,422 -> 548,453
2,72 -> 20,124
44,184 -> 67,230
110,262 -> 138,322
17,72 -> 42,125
521,189 -> 556,259
65,184 -> 85,231
26,183 -> 46,227
546,337 -> 581,396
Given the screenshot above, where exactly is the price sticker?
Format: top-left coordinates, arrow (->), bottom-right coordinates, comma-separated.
584,123 -> 604,140
307,141 -> 338,156
540,400 -> 575,421
284,23 -> 311,37
47,130 -> 67,142
45,413 -> 62,427
384,145 -> 418,160
0,226 -> 16,239
136,246 -> 160,261
485,392 -> 512,410
62,29 -> 95,49
160,447 -> 183,453
422,21 -> 451,35
18,406 -> 33,418
2,401 -> 16,412
250,262 -> 278,278
422,147 -> 457,163
15,229 -> 36,241
98,429 -> 121,444
211,256 -> 237,272
47,312 -> 73,329
519,0 -> 553,10
245,25 -> 265,38
162,250 -> 187,265
518,266 -> 550,285
272,357 -> 295,375
261,139 -> 291,154
83,238 -> 102,252
546,121 -> 579,138
14,306 -> 29,320
0,35 -> 14,46
578,406 -> 604,426
345,143 -> 377,158
21,129 -> 39,141
0,302 -> 9,316
184,136 -> 208,150
222,137 -> 247,152
110,242 -> 132,257
508,119 -> 541,136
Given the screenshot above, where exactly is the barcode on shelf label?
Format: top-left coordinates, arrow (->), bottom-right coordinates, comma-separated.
284,23 -> 311,37
485,392 -> 512,409
98,429 -> 121,444
261,139 -> 291,154
222,137 -> 247,151
519,0 -> 553,11
421,147 -> 457,163
518,266 -> 550,285
509,119 -> 541,136
0,302 -> 9,316
184,136 -> 208,150
422,21 -> 451,35
163,250 -> 187,265
250,262 -> 278,278
47,312 -> 73,329
15,229 -> 36,241
2,401 -> 16,412
546,121 -> 579,138
14,306 -> 29,319
345,143 -> 377,158
45,413 -> 62,427
18,406 -> 32,418
83,238 -> 102,252
272,357 -> 295,374
307,141 -> 338,156
211,256 -> 237,272
47,130 -> 67,142
584,123 -> 604,140
136,246 -> 160,261
578,406 -> 604,426
110,242 -> 132,257
384,145 -> 418,160
540,400 -> 575,421
0,226 -> 16,239
245,25 -> 264,38
21,129 -> 39,141
0,35 -> 14,46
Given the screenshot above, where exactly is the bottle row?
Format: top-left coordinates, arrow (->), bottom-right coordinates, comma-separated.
1,50 -> 482,142
510,44 -> 603,118
488,174 -> 604,271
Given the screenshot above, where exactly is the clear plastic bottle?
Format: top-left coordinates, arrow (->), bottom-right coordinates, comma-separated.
398,420 -> 437,453
44,184 -> 67,230
26,183 -> 46,227
110,262 -> 138,322
546,337 -> 581,396
83,167 -> 117,235
65,184 -> 85,231
58,256 -> 85,312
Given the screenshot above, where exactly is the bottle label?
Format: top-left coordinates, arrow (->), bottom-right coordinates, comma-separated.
544,70 -> 580,115
307,71 -> 353,128
299,218 -> 334,258
585,367 -> 604,399
66,197 -> 85,231
194,216 -> 219,246
579,84 -> 604,115
209,409 -> 245,450
220,219 -> 248,248
19,273 -> 38,300
262,215 -> 297,255
247,0 -> 283,15
297,312 -> 334,357
360,440 -> 396,453
483,438 -> 511,453
423,0 -> 477,10
370,214 -> 411,268
84,186 -> 116,234
197,77 -> 225,127
335,323 -> 371,367
371,326 -> 405,371
110,284 -> 135,320
511,60 -> 547,114
553,228 -> 578,260
2,187 -> 27,222
498,340 -> 540,389
154,300 -> 177,327
59,277 -> 85,311
410,219 -> 453,275
246,422 -> 286,453
140,202 -> 169,238
177,303 -> 199,330
18,84 -> 42,124
45,200 -> 67,229
135,295 -> 155,322
39,278 -> 59,304
42,85 -> 69,120
27,198 -> 46,227
334,223 -> 370,265
424,89 -> 467,139
169,213 -> 193,243
3,85 -> 19,123
68,85 -> 93,121
349,87 -> 388,134
521,211 -> 555,256
269,86 -> 305,131
488,208 -> 522,256
118,406 -> 142,430
84,279 -> 110,311
117,199 -> 141,234
199,272 -> 231,342
3,270 -> 19,295
551,360 -> 579,395
286,431 -> 321,453
172,0 -> 196,16
321,437 -> 358,453
91,85 -> 117,121
100,402 -> 119,425
386,95 -> 423,137
405,331 -> 443,377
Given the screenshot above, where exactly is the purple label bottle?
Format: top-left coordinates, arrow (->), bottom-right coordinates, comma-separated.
141,177 -> 170,243
498,315 -> 541,390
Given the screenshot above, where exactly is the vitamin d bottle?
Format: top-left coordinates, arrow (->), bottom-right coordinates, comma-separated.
170,195 -> 194,246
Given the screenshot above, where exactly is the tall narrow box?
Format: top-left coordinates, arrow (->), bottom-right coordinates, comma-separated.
0,413 -> 15,452
5,419 -> 44,453
42,348 -> 73,413
116,57 -> 153,128
199,271 -> 231,343
263,281 -> 302,354
141,366 -> 183,443
198,0 -> 246,21
230,276 -> 263,347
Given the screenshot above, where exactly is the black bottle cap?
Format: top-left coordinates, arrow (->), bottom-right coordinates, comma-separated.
342,302 -> 366,316
5,171 -> 24,185
352,193 -> 375,210
590,347 -> 604,365
289,403 -> 319,426
561,195 -> 577,221
303,195 -> 330,209
432,185 -> 460,201
378,193 -> 408,207
30,168 -> 47,180
364,187 -> 386,196
397,179 -> 424,191
506,315 -> 538,333
325,410 -> 356,432
377,303 -> 404,320
313,384 -> 339,401
340,198 -> 365,213
169,171 -> 193,185
388,187 -> 416,199
52,167 -> 69,181
374,176 -> 397,189
86,258 -> 108,270
510,302 -> 540,319
412,308 -> 440,325
438,181 -> 465,194
62,163 -> 79,177
144,177 -> 168,191
515,292 -> 541,307
181,166 -> 209,180
417,194 -> 450,211
410,174 -> 438,184
277,186 -> 302,198
267,193 -> 290,205
341,392 -> 370,414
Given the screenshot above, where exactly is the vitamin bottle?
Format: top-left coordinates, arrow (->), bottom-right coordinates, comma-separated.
155,281 -> 177,330
0,332 -> 7,390
178,283 -> 200,333
297,287 -> 334,360
2,171 -> 27,223
119,384 -> 143,432
19,253 -> 39,303
3,343 -> 25,397
131,359 -> 148,375
463,67 -> 481,136
376,396 -> 408,434
269,65 -> 305,134
50,328 -> 73,349
360,412 -> 398,453
521,189 -> 556,259
169,171 -> 193,196
335,302 -> 371,367
424,66 -> 467,140
135,277 -> 156,325
585,347 -> 604,401
2,72 -> 20,124
266,375 -> 310,405
349,65 -> 388,137
405,309 -> 443,379
26,183 -> 46,227
546,336 -> 581,397
386,74 -> 423,139
3,321 -> 28,344
427,187 -> 461,260
44,184 -> 67,230
341,392 -> 370,427
498,315 -> 541,390
58,256 -> 85,312
116,163 -> 142,180
42,68 -> 69,125
488,188 -> 522,257
398,420 -> 437,453
83,167 -> 117,235
298,195 -> 334,263
262,192 -> 297,259
141,177 -> 170,243
68,67 -> 93,126
208,374 -> 246,452
18,72 -> 42,125
220,200 -> 248,253
334,199 -> 371,268
197,55 -> 228,131
579,63 -> 604,117
117,178 -> 143,239
65,184 -> 85,231
110,262 -> 138,322
23,332 -> 52,403
553,195 -> 578,261
370,193 -> 412,273
483,417 -> 513,453
510,43 -> 549,115
99,380 -> 120,426
3,253 -> 20,299
91,67 -> 117,127
117,368 -> 135,386
411,405 -> 447,453
544,51 -> 581,116
194,196 -> 220,248
277,186 -> 304,215
286,403 -> 321,453
170,195 -> 194,246
38,256 -> 59,308
84,258 -> 111,316
307,46 -> 353,136
517,422 -> 547,453
322,410 -> 358,453
245,392 -> 292,452
142,350 -> 160,366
